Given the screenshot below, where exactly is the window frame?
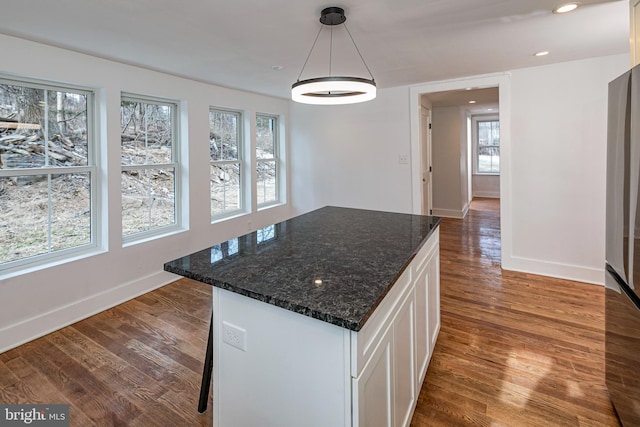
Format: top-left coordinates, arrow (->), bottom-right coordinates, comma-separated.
209,107 -> 245,221
0,76 -> 99,274
120,93 -> 181,244
472,114 -> 500,175
255,113 -> 280,208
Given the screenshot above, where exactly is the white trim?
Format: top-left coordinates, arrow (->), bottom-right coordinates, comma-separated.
0,271 -> 175,353
409,72 -> 512,271
472,191 -> 500,199
631,0 -> 640,67
431,208 -> 466,219
506,256 -> 605,286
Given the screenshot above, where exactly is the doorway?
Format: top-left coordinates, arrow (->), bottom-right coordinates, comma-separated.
409,73 -> 512,269
419,87 -> 499,218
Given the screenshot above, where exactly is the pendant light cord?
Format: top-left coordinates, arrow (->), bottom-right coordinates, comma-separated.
344,23 -> 375,81
296,24 -> 324,82
329,25 -> 333,76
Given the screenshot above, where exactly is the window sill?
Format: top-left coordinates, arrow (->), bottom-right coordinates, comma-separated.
211,210 -> 250,225
122,226 -> 186,248
258,200 -> 285,211
0,245 -> 106,280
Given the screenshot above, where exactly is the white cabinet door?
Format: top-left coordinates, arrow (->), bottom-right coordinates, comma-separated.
427,248 -> 440,354
414,262 -> 429,387
394,288 -> 416,427
414,234 -> 440,387
352,228 -> 440,427
353,324 -> 394,427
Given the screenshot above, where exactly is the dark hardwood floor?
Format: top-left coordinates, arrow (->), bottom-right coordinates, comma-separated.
0,198 -> 619,426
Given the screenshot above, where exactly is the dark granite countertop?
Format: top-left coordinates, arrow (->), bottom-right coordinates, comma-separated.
164,206 -> 440,331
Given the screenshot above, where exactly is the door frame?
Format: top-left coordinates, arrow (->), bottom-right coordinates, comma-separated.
419,104 -> 433,215
409,72 -> 512,270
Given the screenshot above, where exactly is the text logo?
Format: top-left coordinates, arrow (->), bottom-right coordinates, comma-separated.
0,405 -> 69,426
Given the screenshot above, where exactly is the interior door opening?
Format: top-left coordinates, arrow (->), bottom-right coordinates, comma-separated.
409,74 -> 510,269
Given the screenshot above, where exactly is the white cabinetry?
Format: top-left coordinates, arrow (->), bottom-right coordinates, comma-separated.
212,227 -> 440,427
394,288 -> 416,427
351,227 -> 439,427
352,323 -> 394,427
414,230 -> 440,389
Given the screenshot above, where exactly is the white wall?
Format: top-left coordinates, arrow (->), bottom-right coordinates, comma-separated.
0,34 -> 292,352
431,106 -> 468,218
290,86 -> 413,215
507,54 -> 628,283
472,175 -> 500,198
291,53 -> 628,285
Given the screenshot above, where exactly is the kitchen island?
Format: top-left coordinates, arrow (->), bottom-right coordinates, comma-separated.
164,206 -> 440,427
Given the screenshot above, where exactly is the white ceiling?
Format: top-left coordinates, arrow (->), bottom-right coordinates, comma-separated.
0,0 -> 629,100
426,87 -> 500,107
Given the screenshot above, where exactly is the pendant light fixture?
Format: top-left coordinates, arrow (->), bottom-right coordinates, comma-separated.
292,7 -> 376,105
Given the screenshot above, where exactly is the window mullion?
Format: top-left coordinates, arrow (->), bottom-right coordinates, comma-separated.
47,173 -> 52,253
44,89 -> 49,168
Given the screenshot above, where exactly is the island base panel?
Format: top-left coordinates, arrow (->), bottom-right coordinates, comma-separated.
212,287 -> 351,427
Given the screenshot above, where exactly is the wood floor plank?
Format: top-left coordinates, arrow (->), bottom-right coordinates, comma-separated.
0,198 -> 618,426
112,303 -> 206,365
0,358 -> 20,389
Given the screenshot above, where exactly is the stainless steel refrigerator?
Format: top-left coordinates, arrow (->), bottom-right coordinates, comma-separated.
606,64 -> 640,427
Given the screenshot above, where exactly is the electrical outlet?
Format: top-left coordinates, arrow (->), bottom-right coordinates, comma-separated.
398,154 -> 409,165
222,321 -> 247,351
247,220 -> 252,231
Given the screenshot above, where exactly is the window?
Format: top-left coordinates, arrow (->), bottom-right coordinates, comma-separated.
209,109 -> 243,219
121,95 -> 179,239
256,114 -> 279,206
0,78 -> 95,270
475,118 -> 500,174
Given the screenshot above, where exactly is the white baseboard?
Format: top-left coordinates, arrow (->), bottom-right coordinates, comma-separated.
432,207 -> 466,219
472,191 -> 500,198
501,255 -> 604,286
462,202 -> 469,218
0,271 -> 178,353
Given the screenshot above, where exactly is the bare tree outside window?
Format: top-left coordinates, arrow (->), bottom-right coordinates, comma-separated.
256,114 -> 279,206
0,79 -> 94,268
121,96 -> 178,238
477,120 -> 500,174
210,109 -> 242,219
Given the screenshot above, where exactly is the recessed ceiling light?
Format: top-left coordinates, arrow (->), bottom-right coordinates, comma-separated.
534,51 -> 550,57
469,100 -> 476,104
272,65 -> 284,71
553,2 -> 580,14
